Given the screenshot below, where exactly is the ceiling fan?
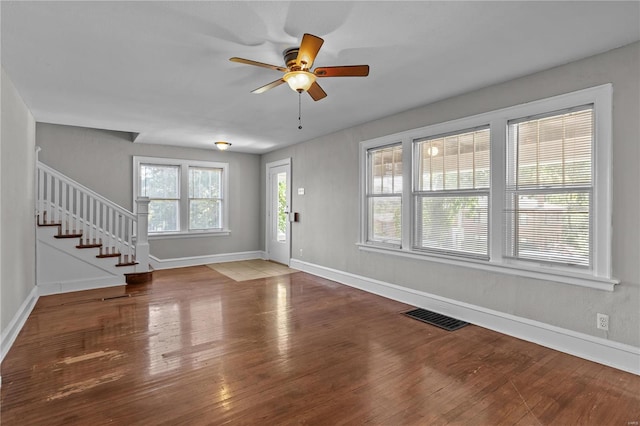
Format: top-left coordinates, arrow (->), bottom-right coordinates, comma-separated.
229,33 -> 369,101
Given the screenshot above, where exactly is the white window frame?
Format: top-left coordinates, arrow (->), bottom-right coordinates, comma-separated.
364,142 -> 404,248
412,125 -> 492,259
133,156 -> 230,239
358,84 -> 616,291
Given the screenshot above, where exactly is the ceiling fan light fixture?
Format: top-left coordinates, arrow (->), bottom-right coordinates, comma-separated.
283,71 -> 316,93
215,141 -> 232,151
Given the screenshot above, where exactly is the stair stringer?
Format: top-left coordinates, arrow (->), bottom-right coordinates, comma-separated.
37,226 -> 138,295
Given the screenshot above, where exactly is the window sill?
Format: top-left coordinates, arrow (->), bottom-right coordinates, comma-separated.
356,243 -> 619,292
147,230 -> 231,240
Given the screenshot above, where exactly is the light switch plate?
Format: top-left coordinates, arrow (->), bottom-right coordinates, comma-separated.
298,188 -> 305,195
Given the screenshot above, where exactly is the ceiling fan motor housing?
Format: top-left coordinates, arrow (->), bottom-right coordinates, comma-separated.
283,48 -> 302,70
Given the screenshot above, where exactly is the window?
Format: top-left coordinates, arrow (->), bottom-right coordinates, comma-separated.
414,127 -> 490,257
139,164 -> 180,232
189,167 -> 222,230
366,144 -> 402,246
359,84 -> 614,289
134,157 -> 229,236
505,107 -> 593,267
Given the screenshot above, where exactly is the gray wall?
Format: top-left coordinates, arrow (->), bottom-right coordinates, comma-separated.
36,124 -> 261,260
261,42 -> 640,347
1,68 -> 36,331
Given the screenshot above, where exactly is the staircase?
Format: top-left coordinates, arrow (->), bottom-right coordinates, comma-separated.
36,161 -> 151,293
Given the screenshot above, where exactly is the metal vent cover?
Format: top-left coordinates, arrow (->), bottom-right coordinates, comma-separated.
404,308 -> 469,331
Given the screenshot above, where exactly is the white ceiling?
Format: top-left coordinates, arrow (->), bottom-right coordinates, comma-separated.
2,1 -> 639,154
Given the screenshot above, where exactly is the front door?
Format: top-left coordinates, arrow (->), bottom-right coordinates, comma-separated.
266,160 -> 291,265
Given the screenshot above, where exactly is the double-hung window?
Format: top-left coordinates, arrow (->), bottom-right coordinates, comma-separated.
359,84 -> 614,289
139,163 -> 180,232
505,107 -> 593,267
365,143 -> 403,246
414,127 -> 490,258
134,156 -> 229,236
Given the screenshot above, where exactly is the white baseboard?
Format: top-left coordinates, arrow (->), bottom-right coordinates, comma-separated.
1,286 -> 39,363
149,250 -> 266,270
290,259 -> 640,376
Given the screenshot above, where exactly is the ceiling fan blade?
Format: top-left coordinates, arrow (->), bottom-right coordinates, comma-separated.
251,78 -> 286,94
230,57 -> 288,73
314,65 -> 370,77
296,33 -> 324,70
307,82 -> 327,101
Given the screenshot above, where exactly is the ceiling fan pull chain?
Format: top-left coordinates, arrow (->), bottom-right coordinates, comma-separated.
298,92 -> 303,130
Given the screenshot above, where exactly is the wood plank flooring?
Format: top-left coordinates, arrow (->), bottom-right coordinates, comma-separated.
2,265 -> 639,425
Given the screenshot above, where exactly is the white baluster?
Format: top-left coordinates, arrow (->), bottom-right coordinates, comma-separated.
128,218 -> 133,258
82,192 -> 88,241
61,181 -> 68,233
108,206 -> 113,252
115,212 -> 120,254
102,204 -> 107,250
74,187 -> 79,233
38,168 -> 44,223
49,173 -> 55,222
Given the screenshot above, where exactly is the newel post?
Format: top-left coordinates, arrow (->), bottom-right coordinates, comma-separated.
135,197 -> 150,272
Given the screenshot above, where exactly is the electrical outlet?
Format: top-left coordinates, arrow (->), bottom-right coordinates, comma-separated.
597,313 -> 609,331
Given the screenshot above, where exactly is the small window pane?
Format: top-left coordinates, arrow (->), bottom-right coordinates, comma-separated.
189,167 -> 221,198
369,144 -> 402,195
417,128 -> 490,192
417,195 -> 488,256
140,165 -> 179,198
505,192 -> 590,266
148,200 -> 179,232
512,109 -> 592,189
189,199 -> 221,230
369,197 -> 401,244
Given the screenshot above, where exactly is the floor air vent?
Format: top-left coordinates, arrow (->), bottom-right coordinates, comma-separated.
404,308 -> 469,331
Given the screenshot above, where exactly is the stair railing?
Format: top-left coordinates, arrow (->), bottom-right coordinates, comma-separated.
36,161 -> 149,271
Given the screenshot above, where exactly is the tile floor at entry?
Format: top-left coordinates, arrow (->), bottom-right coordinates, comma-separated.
206,259 -> 296,281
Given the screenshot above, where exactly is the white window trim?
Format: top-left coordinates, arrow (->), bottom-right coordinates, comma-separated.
364,142 -> 403,247
358,84 -> 616,291
133,156 -> 230,237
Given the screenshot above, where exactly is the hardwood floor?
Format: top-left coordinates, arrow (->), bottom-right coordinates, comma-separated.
2,265 -> 639,425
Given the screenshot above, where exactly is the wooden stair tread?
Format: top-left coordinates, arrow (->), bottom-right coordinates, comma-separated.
76,243 -> 102,249
38,222 -> 62,227
116,261 -> 139,267
54,232 -> 83,239
96,252 -> 121,258
76,238 -> 102,249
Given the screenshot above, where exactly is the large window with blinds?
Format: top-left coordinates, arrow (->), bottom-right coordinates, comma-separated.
414,127 -> 490,257
359,84 -> 614,288
133,156 -> 229,236
366,144 -> 402,246
505,107 -> 593,267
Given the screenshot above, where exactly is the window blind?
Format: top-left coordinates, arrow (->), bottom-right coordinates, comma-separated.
505,106 -> 593,267
367,144 -> 402,245
414,127 -> 490,257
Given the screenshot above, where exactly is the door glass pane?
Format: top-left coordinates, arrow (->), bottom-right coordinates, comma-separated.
277,172 -> 287,242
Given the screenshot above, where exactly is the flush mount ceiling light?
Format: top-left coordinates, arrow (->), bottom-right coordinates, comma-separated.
215,141 -> 232,151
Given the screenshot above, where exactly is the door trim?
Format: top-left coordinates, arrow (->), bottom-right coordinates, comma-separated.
265,158 -> 291,264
